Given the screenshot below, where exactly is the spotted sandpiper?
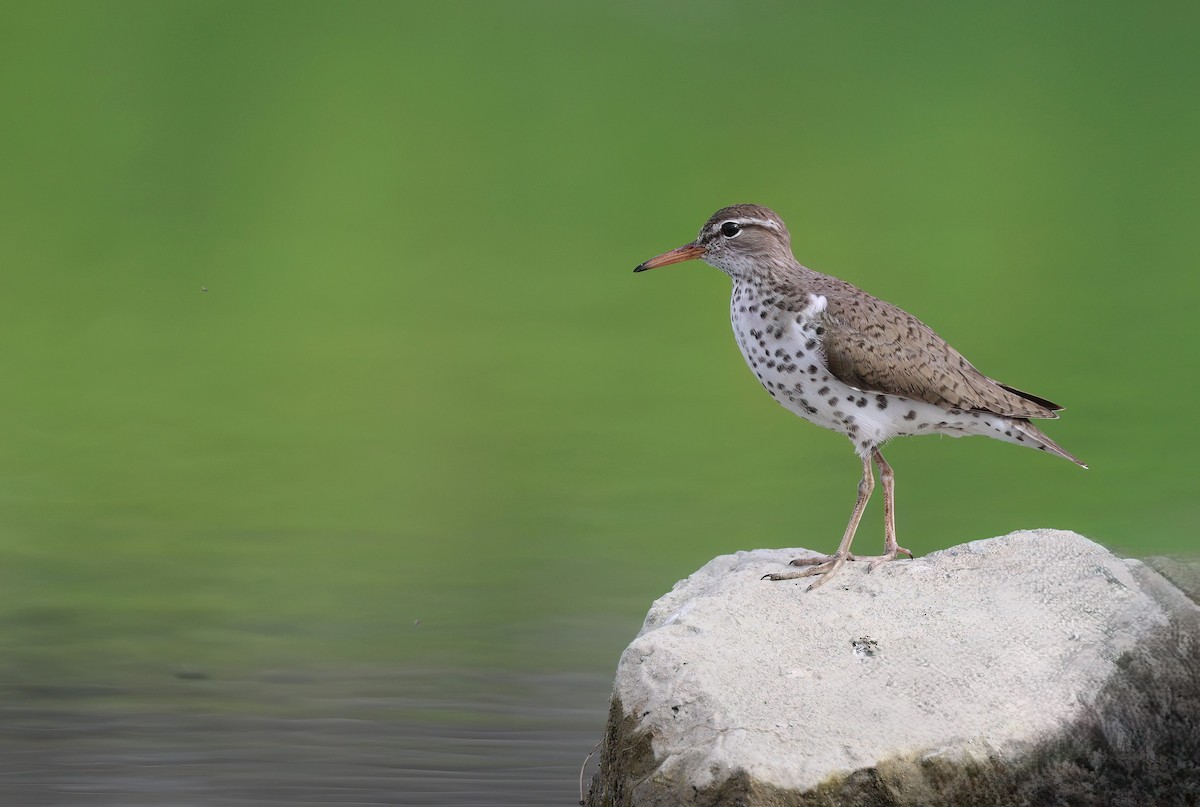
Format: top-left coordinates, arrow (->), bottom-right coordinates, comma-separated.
635,204 -> 1085,589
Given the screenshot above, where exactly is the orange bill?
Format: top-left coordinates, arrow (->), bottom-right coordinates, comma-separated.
634,242 -> 705,273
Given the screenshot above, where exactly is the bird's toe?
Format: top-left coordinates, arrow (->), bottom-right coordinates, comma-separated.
866,547 -> 914,573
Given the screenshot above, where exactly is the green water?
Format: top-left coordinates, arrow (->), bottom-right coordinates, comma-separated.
1,2 -> 1199,798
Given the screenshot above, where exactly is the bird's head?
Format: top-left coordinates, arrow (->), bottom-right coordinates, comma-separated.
634,204 -> 794,281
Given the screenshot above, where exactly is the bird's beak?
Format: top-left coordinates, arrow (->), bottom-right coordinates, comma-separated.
634,242 -> 705,273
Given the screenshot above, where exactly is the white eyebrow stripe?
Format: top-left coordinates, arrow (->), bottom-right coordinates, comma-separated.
735,217 -> 781,230
711,217 -> 781,235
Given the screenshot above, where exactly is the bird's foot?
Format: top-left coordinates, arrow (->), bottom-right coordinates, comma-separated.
762,544 -> 913,589
761,551 -> 856,590
862,544 -> 914,573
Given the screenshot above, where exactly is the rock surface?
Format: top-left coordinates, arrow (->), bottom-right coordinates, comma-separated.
587,530 -> 1200,806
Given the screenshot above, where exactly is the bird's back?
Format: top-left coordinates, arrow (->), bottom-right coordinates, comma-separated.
799,270 -> 1061,420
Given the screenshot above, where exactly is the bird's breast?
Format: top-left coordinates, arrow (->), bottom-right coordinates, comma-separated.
729,284 -> 840,421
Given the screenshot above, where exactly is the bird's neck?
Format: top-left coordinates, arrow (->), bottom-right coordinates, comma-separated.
733,258 -> 815,295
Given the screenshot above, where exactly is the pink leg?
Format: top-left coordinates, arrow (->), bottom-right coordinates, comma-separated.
867,448 -> 913,572
763,453 -> 874,589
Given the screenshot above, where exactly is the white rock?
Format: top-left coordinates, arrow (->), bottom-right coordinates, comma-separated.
588,530 -> 1200,806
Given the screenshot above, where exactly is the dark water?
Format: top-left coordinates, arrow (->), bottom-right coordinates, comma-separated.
1,669 -> 609,806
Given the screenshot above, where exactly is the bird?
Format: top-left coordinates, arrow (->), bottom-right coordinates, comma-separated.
634,204 -> 1085,590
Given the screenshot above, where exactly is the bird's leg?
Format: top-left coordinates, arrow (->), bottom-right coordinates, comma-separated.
865,448 -> 913,572
763,454 -> 874,589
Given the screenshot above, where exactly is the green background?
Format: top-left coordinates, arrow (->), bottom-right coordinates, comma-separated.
1,0 -> 1197,715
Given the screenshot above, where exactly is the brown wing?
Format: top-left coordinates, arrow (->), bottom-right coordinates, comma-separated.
810,278 -> 1060,420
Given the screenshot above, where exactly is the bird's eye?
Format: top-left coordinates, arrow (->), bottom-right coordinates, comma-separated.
720,221 -> 742,238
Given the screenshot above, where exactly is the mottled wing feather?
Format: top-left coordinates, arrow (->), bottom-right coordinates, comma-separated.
807,277 -> 1059,420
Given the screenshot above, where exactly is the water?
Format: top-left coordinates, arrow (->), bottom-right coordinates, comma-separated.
3,669 -> 609,806
1,2 -> 1198,803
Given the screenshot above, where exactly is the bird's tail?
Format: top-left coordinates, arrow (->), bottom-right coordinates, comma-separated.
1011,419 -> 1087,468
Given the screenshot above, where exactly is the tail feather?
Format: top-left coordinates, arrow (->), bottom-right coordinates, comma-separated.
1012,419 -> 1087,468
